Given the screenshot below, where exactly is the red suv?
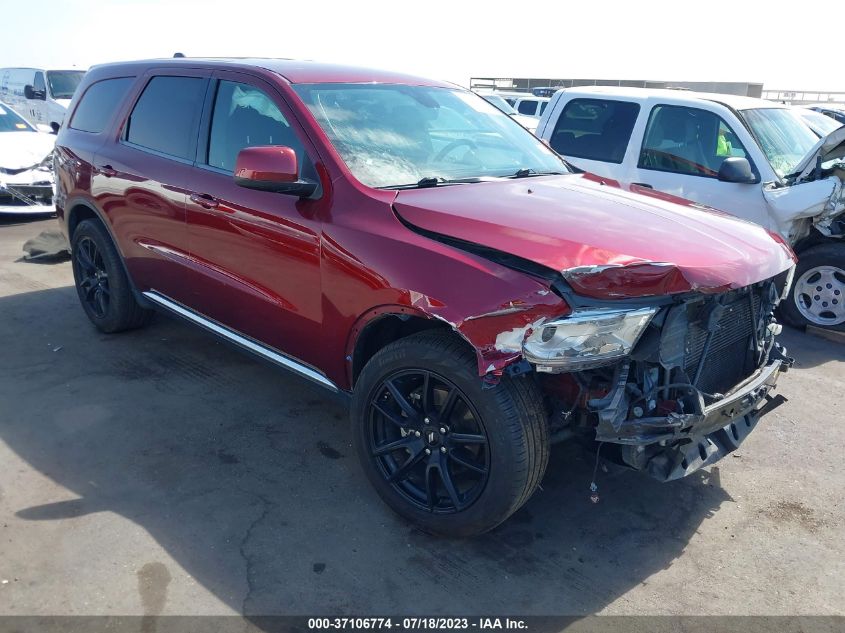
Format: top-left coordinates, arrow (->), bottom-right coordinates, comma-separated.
55,59 -> 795,536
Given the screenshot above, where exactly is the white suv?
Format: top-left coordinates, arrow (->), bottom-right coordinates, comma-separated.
493,92 -> 550,119
537,86 -> 845,331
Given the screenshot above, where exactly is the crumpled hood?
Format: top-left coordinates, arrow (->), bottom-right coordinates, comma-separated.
793,125 -> 845,182
0,132 -> 55,171
393,174 -> 796,299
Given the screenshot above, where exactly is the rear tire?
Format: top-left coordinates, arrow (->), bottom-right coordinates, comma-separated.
71,219 -> 153,333
779,243 -> 845,332
351,331 -> 549,537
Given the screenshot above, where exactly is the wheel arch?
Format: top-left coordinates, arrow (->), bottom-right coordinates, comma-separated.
347,308 -> 474,389
67,200 -> 102,240
793,228 -> 844,255
66,198 -> 151,309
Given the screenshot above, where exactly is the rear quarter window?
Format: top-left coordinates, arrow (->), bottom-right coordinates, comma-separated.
124,76 -> 206,160
550,98 -> 640,163
69,77 -> 134,133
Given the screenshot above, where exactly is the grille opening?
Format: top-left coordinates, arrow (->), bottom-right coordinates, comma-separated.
683,287 -> 762,397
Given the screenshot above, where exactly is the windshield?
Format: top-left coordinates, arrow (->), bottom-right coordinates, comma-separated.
481,94 -> 518,115
46,70 -> 84,99
741,107 -> 819,178
797,109 -> 843,137
293,83 -> 566,188
0,103 -> 34,132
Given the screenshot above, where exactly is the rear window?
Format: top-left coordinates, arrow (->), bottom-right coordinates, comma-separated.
124,76 -> 206,160
69,77 -> 134,133
550,98 -> 640,163
517,100 -> 537,115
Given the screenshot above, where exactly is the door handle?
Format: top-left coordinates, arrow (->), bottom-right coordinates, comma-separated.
189,192 -> 219,209
632,182 -> 653,189
95,164 -> 117,178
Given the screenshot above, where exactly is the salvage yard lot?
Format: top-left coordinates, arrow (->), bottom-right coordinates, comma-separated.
0,216 -> 843,616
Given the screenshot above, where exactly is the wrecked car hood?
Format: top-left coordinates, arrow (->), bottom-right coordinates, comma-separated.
393,174 -> 795,299
0,131 -> 55,172
764,126 -> 845,241
792,125 -> 845,183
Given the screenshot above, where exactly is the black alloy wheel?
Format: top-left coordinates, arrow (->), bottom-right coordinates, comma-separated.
351,331 -> 549,537
367,369 -> 490,514
73,236 -> 111,318
70,219 -> 153,332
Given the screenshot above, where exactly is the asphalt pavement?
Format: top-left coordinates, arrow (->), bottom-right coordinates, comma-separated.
0,216 -> 843,617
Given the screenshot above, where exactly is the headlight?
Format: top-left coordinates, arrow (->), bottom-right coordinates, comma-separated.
523,307 -> 657,371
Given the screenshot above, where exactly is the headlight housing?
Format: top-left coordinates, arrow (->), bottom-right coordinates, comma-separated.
523,307 -> 657,372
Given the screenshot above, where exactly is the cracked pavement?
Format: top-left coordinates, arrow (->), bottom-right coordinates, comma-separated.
0,216 -> 843,616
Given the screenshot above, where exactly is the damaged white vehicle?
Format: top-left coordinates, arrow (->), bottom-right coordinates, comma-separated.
0,101 -> 55,215
536,87 -> 845,330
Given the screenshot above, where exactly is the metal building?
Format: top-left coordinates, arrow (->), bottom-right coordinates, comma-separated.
470,78 -> 764,98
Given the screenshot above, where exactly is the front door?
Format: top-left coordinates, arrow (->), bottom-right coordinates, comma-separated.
184,72 -> 324,367
627,103 -> 770,228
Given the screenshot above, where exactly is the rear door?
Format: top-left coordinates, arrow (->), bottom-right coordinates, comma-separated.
183,70 -> 324,367
92,68 -> 210,302
543,95 -> 642,179
6,69 -> 35,122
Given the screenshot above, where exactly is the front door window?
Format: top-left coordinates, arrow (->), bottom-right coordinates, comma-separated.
639,105 -> 748,178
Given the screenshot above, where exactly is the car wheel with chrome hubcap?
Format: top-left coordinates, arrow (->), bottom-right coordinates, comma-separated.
780,242 -> 845,332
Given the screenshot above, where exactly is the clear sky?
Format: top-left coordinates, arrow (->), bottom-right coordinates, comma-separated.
0,0 -> 838,92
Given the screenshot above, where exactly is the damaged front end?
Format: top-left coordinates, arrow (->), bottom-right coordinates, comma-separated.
533,273 -> 794,482
0,157 -> 55,214
765,126 -> 845,243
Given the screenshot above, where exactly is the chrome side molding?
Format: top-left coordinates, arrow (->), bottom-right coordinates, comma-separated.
142,291 -> 339,393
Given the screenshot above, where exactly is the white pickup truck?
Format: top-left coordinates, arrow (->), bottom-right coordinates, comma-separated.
536,87 -> 845,331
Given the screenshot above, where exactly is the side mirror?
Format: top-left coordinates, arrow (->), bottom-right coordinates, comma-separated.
234,146 -> 318,198
24,85 -> 46,101
717,157 -> 757,184
36,123 -> 54,134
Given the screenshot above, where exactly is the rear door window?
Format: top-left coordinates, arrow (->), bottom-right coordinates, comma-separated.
517,100 -> 537,116
206,80 -> 305,172
550,98 -> 640,163
124,75 -> 206,160
638,104 -> 748,177
70,77 -> 135,133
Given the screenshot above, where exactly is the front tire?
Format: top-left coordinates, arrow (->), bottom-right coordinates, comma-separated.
780,243 -> 845,331
71,219 -> 153,333
351,331 -> 549,537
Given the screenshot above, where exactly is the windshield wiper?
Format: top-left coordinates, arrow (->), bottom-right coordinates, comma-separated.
381,176 -> 486,190
416,176 -> 442,188
510,168 -> 566,178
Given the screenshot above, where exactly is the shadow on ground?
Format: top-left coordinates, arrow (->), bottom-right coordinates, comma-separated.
0,285 -> 826,617
779,326 -> 845,369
